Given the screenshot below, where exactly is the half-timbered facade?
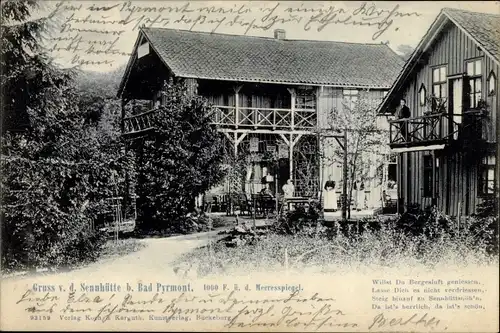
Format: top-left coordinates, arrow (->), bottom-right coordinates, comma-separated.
118,27 -> 403,206
378,8 -> 500,215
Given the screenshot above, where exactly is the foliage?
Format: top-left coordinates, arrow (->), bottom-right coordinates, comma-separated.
396,204 -> 498,254
176,211 -> 498,278
1,0 -> 130,271
474,195 -> 498,218
135,79 -> 226,231
273,199 -> 322,235
396,44 -> 415,61
219,224 -> 269,247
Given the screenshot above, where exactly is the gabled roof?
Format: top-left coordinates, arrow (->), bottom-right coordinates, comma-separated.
378,8 -> 500,113
445,8 -> 500,63
118,28 -> 404,96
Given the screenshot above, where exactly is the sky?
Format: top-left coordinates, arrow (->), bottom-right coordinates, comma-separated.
34,1 -> 499,72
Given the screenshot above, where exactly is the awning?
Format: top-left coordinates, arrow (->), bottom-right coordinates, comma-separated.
391,144 -> 446,153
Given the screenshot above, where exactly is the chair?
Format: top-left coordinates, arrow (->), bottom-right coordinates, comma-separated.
238,193 -> 252,216
225,194 -> 237,216
260,194 -> 275,217
203,194 -> 216,213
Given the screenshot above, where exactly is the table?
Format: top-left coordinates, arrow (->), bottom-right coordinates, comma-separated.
284,197 -> 311,211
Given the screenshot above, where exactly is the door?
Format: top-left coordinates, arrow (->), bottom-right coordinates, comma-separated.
449,77 -> 463,139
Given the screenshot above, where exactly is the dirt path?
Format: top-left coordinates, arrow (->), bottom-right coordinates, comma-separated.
1,230 -> 222,289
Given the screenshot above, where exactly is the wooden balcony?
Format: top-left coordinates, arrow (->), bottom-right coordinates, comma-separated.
209,106 -> 316,131
122,105 -> 317,137
123,109 -> 155,137
389,111 -> 484,150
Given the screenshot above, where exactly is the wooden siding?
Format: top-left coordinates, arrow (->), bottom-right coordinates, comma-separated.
318,87 -> 387,207
398,22 -> 499,215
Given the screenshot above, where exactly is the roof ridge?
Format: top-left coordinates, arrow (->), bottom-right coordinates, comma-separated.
141,27 -> 394,47
442,7 -> 500,17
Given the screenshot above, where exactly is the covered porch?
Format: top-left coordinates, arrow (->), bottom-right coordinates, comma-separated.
201,131 -> 320,216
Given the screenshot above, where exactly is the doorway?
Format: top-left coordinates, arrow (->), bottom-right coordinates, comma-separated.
449,77 -> 463,139
277,158 -> 290,195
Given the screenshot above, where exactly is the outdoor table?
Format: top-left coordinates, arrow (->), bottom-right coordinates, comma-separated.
285,197 -> 311,211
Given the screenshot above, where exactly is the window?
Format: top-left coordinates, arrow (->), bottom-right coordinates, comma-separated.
343,89 -> 359,109
479,155 -> 496,195
432,66 -> 447,100
383,91 -> 388,97
488,71 -> 496,96
296,88 -> 316,109
423,155 -> 439,197
419,84 -> 427,106
466,59 -> 482,108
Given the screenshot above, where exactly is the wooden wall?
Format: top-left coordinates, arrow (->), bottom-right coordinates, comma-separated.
317,87 -> 387,207
397,22 -> 499,215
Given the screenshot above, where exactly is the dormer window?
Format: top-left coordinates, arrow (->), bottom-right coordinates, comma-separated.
419,84 -> 427,106
488,71 -> 496,96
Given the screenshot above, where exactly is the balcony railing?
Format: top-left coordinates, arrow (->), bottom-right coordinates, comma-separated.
209,106 -> 317,130
389,111 -> 484,148
123,109 -> 155,136
122,105 -> 317,137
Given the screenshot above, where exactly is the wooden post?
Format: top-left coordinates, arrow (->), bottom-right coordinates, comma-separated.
234,85 -> 242,129
342,131 -> 348,222
289,133 -> 294,182
120,98 -> 127,134
397,153 -> 401,214
432,150 -> 437,206
288,88 -> 296,130
233,132 -> 238,157
317,131 -> 323,200
275,174 -> 279,216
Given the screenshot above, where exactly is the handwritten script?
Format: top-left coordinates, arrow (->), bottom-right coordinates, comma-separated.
15,288 -> 364,330
43,1 -> 421,68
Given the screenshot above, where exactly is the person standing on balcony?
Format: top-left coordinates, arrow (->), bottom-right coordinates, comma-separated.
396,98 -> 411,142
323,175 -> 338,212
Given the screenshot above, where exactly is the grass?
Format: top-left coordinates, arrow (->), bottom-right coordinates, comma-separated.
98,238 -> 146,262
174,224 -> 499,278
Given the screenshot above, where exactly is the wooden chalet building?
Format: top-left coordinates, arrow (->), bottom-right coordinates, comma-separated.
378,8 -> 500,216
117,27 -> 403,207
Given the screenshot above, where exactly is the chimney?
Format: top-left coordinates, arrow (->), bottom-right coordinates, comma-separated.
274,29 -> 286,40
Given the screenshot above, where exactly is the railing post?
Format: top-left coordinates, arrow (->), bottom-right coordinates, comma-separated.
273,109 -> 276,130
439,114 -> 443,141
234,85 -> 242,128
287,88 -> 296,130
404,119 -> 408,143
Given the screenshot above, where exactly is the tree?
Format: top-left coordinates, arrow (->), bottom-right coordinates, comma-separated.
0,0 -> 129,270
397,44 -> 415,61
135,80 -> 226,231
323,92 -> 390,218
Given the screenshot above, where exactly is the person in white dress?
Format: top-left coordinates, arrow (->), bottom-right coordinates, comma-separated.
282,179 -> 295,199
323,175 -> 338,212
282,179 -> 295,211
354,180 -> 366,211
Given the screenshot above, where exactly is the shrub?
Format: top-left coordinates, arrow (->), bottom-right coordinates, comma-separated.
273,199 -> 322,235
135,80 -> 226,231
1,1 -> 129,271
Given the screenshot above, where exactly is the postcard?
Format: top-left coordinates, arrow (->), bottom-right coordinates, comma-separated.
1,0 -> 499,331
